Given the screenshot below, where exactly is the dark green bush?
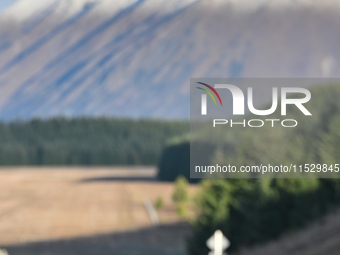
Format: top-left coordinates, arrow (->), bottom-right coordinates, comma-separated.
188,178 -> 340,254
158,142 -> 190,181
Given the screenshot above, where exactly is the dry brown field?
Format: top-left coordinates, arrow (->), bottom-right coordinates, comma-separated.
0,167 -> 196,248
2,167 -> 340,255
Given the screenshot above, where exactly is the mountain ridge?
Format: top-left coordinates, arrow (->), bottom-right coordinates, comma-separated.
0,0 -> 339,120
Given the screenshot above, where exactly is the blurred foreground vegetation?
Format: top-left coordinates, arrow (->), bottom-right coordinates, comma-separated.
0,118 -> 188,165
156,83 -> 340,254
188,178 -> 340,254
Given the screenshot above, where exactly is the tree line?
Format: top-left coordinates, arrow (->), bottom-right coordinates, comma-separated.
0,117 -> 189,165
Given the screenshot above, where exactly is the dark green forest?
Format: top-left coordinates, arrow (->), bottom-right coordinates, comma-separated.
0,118 -> 188,165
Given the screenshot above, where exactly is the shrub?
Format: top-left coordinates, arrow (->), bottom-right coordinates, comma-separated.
154,196 -> 164,210
172,176 -> 189,203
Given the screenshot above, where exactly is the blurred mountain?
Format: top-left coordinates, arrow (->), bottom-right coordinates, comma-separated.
0,0 -> 339,120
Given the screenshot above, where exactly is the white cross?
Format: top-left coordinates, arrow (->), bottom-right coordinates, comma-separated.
206,230 -> 230,255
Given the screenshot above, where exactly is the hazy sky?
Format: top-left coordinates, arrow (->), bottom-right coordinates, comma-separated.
0,0 -> 17,12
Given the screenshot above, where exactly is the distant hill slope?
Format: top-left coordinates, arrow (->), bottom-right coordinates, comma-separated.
0,0 -> 340,119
